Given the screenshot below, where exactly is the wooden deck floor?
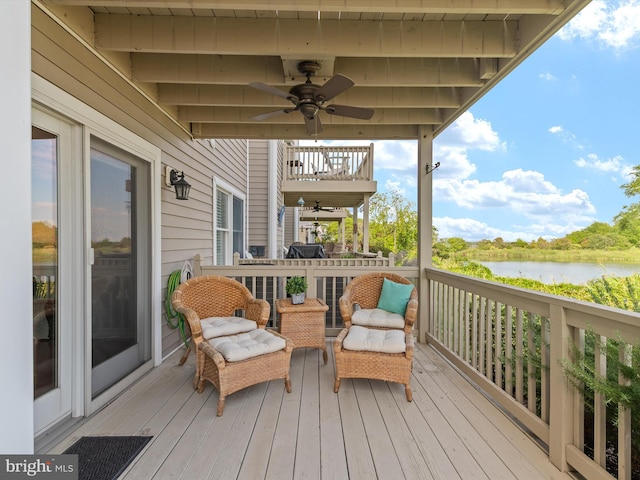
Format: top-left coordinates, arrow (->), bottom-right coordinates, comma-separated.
47,341 -> 571,480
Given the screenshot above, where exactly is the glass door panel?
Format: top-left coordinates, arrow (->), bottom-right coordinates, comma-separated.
90,140 -> 150,397
32,109 -> 73,434
32,127 -> 58,398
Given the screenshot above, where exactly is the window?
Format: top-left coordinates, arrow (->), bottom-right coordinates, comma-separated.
214,181 -> 245,265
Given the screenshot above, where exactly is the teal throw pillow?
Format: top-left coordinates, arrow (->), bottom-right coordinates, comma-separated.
376,278 -> 414,316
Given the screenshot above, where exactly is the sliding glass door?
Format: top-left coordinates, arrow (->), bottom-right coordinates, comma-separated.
90,138 -> 151,398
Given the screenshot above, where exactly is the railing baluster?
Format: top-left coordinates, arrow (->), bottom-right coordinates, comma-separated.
593,334 -> 607,468
471,293 -> 478,369
505,305 -> 513,397
453,287 -> 459,355
494,302 -> 503,388
541,318 -> 550,423
486,299 -> 494,383
572,328 -> 585,462
515,308 -> 524,403
527,312 -> 537,414
464,290 -> 470,363
479,296 -> 486,376
618,343 -> 632,480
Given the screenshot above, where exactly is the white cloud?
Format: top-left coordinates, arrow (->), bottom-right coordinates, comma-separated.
431,111 -> 503,181
437,111 -> 503,151
548,125 -> 584,149
573,153 -> 630,179
559,0 -> 640,50
433,146 -> 477,180
373,140 -> 417,171
540,72 -> 557,81
434,169 -> 596,225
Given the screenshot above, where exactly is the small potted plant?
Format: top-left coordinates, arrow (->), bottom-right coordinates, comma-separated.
286,276 -> 308,305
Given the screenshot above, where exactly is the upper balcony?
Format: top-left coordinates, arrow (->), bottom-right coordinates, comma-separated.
281,144 -> 377,208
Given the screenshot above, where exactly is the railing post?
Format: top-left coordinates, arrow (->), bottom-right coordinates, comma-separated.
193,253 -> 202,276
548,304 -> 574,472
306,265 -> 317,299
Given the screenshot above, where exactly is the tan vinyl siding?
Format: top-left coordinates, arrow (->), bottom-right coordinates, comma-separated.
32,6 -> 249,356
248,140 -> 269,257
284,207 -> 297,248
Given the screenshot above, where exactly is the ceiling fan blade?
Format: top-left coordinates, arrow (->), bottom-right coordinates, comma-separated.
314,74 -> 354,102
250,109 -> 290,121
326,104 -> 374,120
248,82 -> 298,102
304,115 -> 323,136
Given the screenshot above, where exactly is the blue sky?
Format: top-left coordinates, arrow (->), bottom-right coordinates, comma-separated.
305,1 -> 640,242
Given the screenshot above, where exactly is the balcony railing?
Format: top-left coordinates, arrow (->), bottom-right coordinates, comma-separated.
284,144 -> 373,182
190,259 -> 640,479
193,255 -> 417,336
425,267 -> 640,480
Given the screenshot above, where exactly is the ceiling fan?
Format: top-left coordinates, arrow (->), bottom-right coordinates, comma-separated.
248,61 -> 374,136
313,200 -> 334,212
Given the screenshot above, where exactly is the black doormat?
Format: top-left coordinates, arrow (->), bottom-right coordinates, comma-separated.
63,436 -> 152,480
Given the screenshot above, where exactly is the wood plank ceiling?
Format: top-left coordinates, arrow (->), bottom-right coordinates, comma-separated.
42,0 -> 591,140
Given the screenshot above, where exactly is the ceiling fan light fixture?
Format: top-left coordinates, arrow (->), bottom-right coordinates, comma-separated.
299,103 -> 319,119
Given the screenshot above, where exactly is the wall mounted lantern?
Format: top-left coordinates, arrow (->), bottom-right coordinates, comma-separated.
165,166 -> 191,200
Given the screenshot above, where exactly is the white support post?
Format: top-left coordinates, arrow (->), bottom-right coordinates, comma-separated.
417,126 -> 433,343
362,195 -> 370,253
267,140 -> 278,258
0,0 -> 33,453
352,205 -> 359,253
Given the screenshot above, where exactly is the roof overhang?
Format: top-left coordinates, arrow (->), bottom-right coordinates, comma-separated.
39,0 -> 592,140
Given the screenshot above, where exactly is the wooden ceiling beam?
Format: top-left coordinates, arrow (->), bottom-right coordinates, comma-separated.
158,84 -> 462,108
96,15 -> 519,58
48,0 -> 569,15
132,54 -> 484,87
178,106 -> 441,124
190,122 -> 423,140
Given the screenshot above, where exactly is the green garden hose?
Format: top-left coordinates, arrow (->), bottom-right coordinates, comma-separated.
165,269 -> 189,350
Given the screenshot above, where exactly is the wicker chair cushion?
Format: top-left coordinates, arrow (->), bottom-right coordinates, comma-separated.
200,317 -> 258,340
376,278 -> 415,316
351,308 -> 405,329
208,329 -> 286,362
343,325 -> 406,354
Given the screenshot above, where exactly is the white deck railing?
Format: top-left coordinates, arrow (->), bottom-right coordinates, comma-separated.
193,255 -> 416,336
284,144 -> 373,182
426,267 -> 640,480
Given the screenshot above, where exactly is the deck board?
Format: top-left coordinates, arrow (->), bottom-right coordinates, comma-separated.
319,339 -> 349,480
294,349 -> 322,479
45,340 -> 574,480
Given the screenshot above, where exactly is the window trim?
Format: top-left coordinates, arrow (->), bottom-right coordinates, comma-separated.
213,177 -> 246,265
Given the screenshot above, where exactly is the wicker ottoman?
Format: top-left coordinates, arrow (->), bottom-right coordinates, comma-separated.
333,326 -> 414,401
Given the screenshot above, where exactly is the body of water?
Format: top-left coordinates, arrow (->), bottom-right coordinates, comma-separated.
478,261 -> 639,285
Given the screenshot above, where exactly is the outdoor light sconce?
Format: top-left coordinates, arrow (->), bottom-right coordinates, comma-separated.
297,197 -> 305,208
165,166 -> 191,200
